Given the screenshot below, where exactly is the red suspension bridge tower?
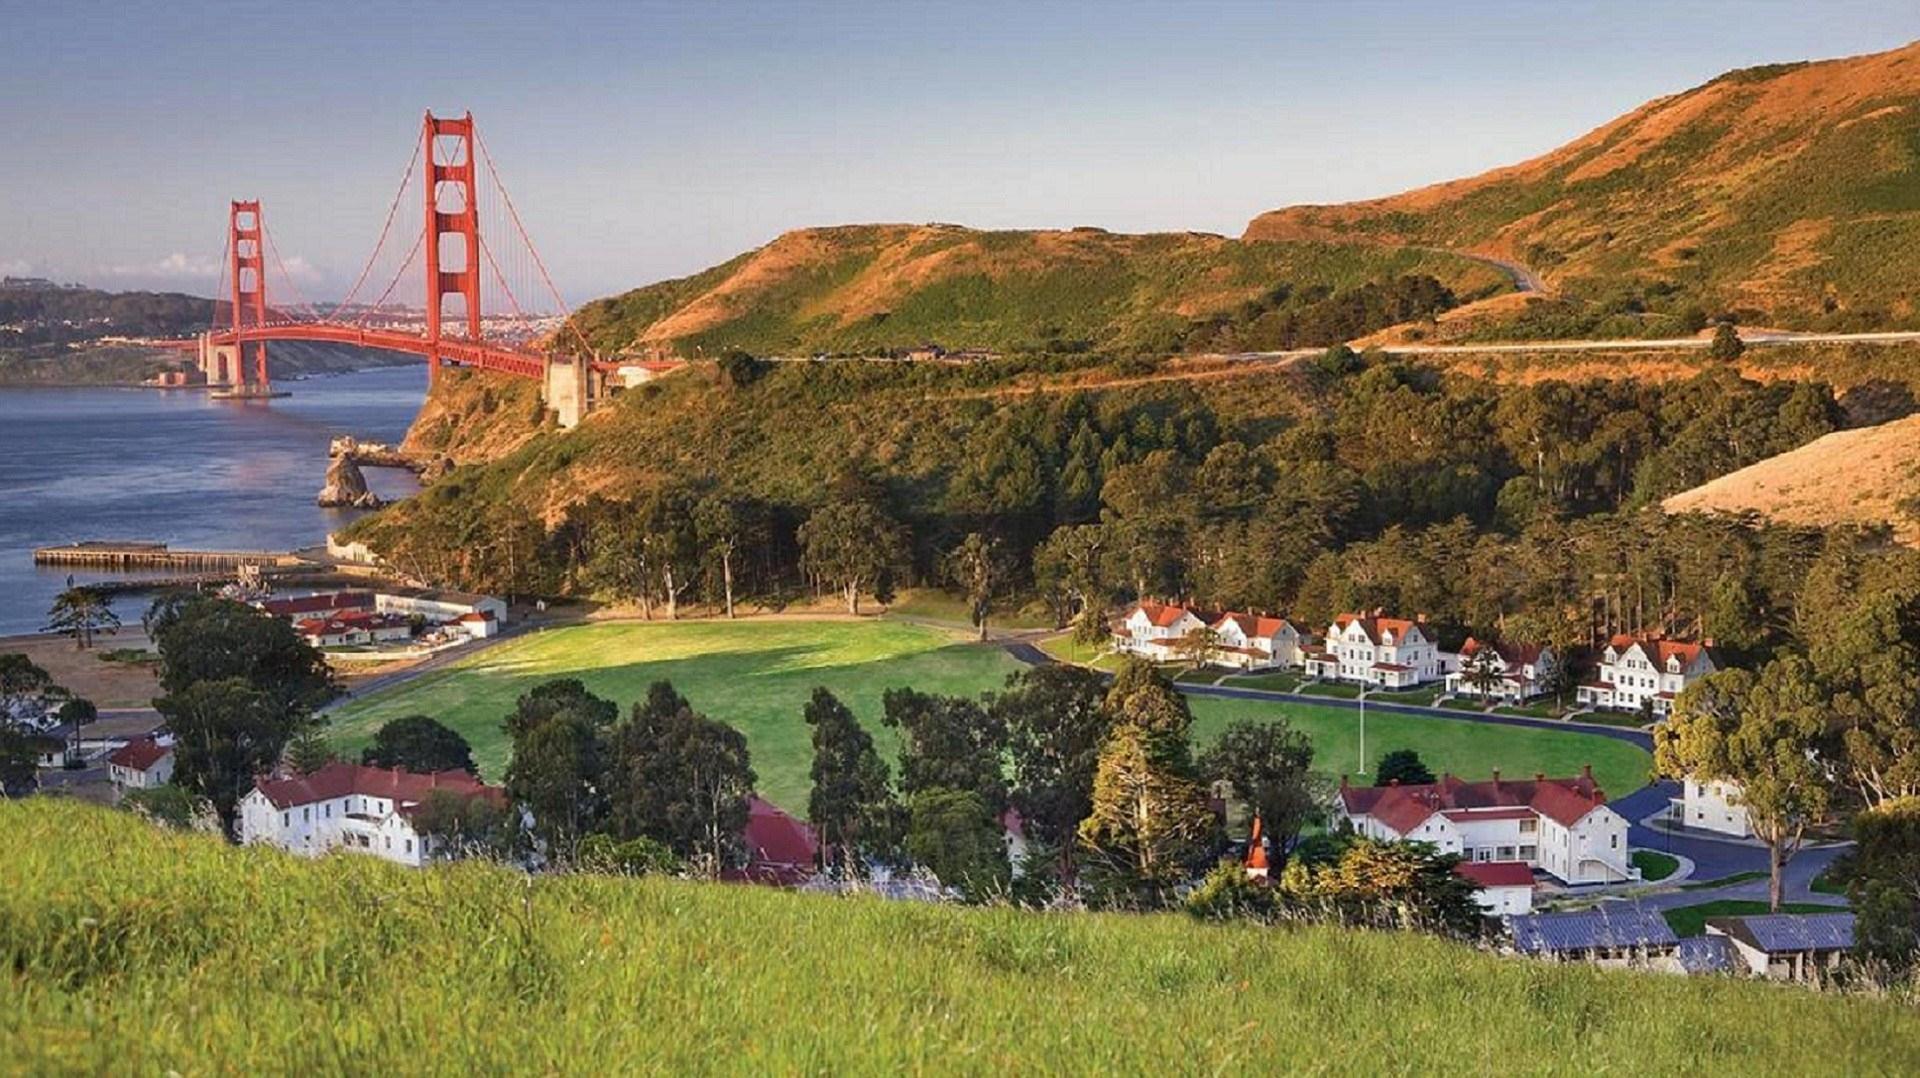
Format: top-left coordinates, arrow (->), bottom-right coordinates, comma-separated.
189,110 -> 612,423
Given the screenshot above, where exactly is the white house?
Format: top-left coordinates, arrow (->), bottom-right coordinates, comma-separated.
1304,611 -> 1452,689
106,738 -> 174,789
237,762 -> 504,868
1113,601 -> 1209,661
1576,634 -> 1717,716
454,610 -> 500,639
375,588 -> 509,628
1340,766 -> 1636,885
1446,638 -> 1559,702
1675,777 -> 1752,837
1456,860 -> 1535,916
1209,612 -> 1305,670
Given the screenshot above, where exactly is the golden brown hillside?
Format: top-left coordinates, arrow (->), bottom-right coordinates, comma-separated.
566,223 -> 1507,358
1663,413 -> 1920,544
1246,41 -> 1920,332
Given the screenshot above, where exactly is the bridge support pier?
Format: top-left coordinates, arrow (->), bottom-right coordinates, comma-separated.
543,355 -> 587,429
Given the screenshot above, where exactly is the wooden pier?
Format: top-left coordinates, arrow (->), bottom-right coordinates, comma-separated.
32,541 -> 307,571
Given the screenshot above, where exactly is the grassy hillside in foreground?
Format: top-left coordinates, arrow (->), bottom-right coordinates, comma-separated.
1663,412 -> 1920,547
325,620 -> 1651,810
1247,41 -> 1920,332
6,800 -> 1918,1073
566,224 -> 1507,357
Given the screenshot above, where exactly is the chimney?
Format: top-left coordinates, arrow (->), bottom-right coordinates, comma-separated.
1491,768 -> 1501,787
1535,772 -> 1545,783
1387,778 -> 1400,787
1582,763 -> 1593,780
1339,774 -> 1349,789
1702,636 -> 1715,648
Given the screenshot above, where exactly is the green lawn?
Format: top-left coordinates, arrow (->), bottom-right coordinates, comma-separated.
1493,701 -> 1567,719
1662,900 -> 1837,938
1223,671 -> 1302,693
1300,682 -> 1365,699
1036,632 -> 1119,670
1575,712 -> 1653,730
1632,850 -> 1680,882
1811,870 -> 1848,896
1681,870 -> 1768,891
1369,686 -> 1444,707
1185,697 -> 1650,795
885,589 -> 1054,630
1440,698 -> 1489,713
328,620 -> 1024,811
330,620 -> 1653,811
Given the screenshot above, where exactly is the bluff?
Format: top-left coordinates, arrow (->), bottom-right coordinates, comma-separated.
1246,41 -> 1920,333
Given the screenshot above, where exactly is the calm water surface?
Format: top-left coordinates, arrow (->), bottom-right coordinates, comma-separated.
0,366 -> 426,635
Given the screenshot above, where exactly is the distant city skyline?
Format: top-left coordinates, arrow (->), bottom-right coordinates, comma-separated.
2,1 -> 1916,303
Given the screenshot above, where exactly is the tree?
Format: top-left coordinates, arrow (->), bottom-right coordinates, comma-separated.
503,680 -> 616,861
1461,645 -> 1504,700
1656,658 -> 1833,910
150,596 -> 335,721
1103,658 -> 1194,748
122,783 -> 201,829
905,787 -> 1011,901
158,677 -> 291,836
0,723 -> 41,797
361,714 -> 477,774
1033,523 -> 1107,629
881,687 -> 1007,812
43,584 -> 119,650
805,688 -> 900,874
798,499 -> 908,614
1077,723 -> 1214,906
638,485 -> 701,620
1200,719 -> 1325,860
1847,796 -> 1920,980
1374,749 -> 1436,786
693,493 -> 765,619
994,665 -> 1112,877
1708,321 -> 1745,362
606,684 -> 757,874
1295,837 -> 1484,936
944,532 -> 1005,641
0,652 -> 59,727
1175,625 -> 1221,670
284,730 -> 336,775
411,789 -> 513,860
576,832 -> 681,875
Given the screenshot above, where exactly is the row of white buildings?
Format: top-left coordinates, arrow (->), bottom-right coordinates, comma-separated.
1113,601 -> 1720,711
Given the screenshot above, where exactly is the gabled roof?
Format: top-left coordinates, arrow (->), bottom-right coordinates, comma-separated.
258,591 -> 375,617
736,795 -> 818,885
1211,611 -> 1294,639
1129,601 -> 1203,628
252,762 -> 501,811
1332,612 -> 1428,646
107,737 -> 171,771
1341,769 -> 1611,833
1709,913 -> 1855,953
1607,634 -> 1713,667
1459,638 -> 1545,667
1455,861 -> 1534,888
1510,906 -> 1676,953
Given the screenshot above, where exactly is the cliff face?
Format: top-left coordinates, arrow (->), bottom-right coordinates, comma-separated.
317,455 -> 382,508
400,366 -> 553,468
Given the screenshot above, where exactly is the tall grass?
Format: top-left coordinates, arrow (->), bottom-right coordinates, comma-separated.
5,799 -> 1918,1073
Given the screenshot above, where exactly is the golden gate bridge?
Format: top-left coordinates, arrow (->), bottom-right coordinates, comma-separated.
177,112 -> 618,426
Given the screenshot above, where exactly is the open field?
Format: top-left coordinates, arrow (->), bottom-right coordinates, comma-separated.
0,632 -> 160,709
328,620 -> 1023,810
1663,900 -> 1839,939
332,621 -> 1651,808
7,799 -> 1918,1072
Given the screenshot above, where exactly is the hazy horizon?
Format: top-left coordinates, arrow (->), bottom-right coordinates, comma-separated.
3,1 -> 1916,304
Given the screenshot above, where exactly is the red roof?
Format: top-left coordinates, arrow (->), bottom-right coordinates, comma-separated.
1212,611 -> 1293,639
1460,638 -> 1545,667
107,738 -> 171,771
253,762 -> 502,811
1342,769 -> 1609,833
736,796 -> 818,885
457,610 -> 496,623
1130,600 -> 1202,629
1333,612 -> 1428,646
1608,633 -> 1711,667
1456,861 -> 1536,888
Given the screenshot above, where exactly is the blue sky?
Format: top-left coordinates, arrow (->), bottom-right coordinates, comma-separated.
2,1 -> 1915,303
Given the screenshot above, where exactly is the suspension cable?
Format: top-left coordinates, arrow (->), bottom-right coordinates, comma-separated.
333,136 -> 423,319
475,132 -> 595,357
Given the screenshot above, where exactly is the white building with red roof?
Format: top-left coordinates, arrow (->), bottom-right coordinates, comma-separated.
106,737 -> 173,790
238,762 -> 505,867
1576,633 -> 1718,716
1114,601 -> 1304,670
1340,766 -> 1635,885
1303,611 -> 1454,689
1445,638 -> 1560,702
1456,860 -> 1536,915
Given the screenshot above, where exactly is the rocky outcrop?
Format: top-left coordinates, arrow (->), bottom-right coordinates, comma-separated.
318,455 -> 383,508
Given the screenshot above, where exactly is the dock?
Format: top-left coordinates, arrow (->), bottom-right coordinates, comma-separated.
32,541 -> 307,571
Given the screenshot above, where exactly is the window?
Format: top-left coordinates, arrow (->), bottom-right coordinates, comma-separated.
405,839 -> 413,854
282,812 -> 289,827
1519,818 -> 1536,833
1610,834 -> 1619,849
303,807 -> 310,823
1497,846 -> 1516,860
1519,845 -> 1537,860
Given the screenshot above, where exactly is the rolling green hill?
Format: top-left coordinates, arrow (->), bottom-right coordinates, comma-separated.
6,799 -> 1917,1072
1246,41 -> 1920,333
567,224 -> 1507,357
